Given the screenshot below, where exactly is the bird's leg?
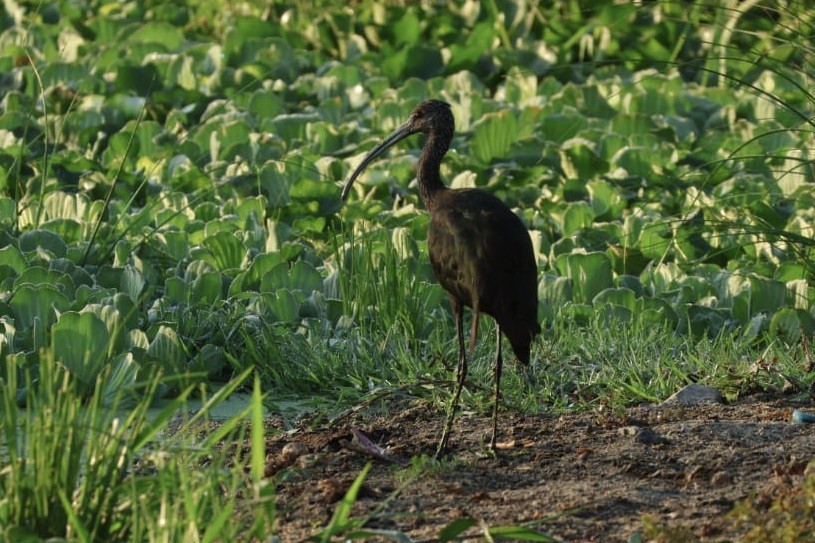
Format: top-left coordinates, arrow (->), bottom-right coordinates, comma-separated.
467,307 -> 480,357
436,300 -> 467,459
490,325 -> 503,451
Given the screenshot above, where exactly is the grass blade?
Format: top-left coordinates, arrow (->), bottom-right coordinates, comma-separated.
314,462 -> 372,542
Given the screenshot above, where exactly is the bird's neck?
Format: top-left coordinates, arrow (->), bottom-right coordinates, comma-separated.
417,132 -> 450,211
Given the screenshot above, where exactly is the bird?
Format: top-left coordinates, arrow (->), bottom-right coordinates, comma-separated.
341,100 -> 540,457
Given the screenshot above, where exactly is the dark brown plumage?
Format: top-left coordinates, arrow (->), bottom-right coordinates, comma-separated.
341,100 -> 539,457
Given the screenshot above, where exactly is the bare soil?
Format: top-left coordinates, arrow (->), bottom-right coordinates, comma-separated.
264,394 -> 815,542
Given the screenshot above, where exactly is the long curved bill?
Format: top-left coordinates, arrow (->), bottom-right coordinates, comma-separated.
341,122 -> 417,201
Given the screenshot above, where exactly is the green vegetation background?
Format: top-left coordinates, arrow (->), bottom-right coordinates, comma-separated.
2,0 -> 813,404
1,1 -> 815,539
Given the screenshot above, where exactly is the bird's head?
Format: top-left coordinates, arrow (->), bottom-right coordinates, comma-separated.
341,100 -> 454,201
403,100 -> 454,135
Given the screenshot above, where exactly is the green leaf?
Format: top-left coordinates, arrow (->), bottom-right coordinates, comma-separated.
685,305 -> 727,337
448,21 -> 496,73
560,139 -> 608,180
165,276 -> 187,303
267,113 -> 319,144
587,180 -> 625,220
247,90 -> 282,118
51,312 -> 110,389
9,284 -> 71,329
58,489 -> 91,543
191,271 -> 223,305
562,202 -> 594,236
595,303 -> 633,325
539,275 -> 573,322
289,261 -> 324,293
314,462 -> 372,543
593,287 -> 637,310
606,246 -> 649,276
51,258 -> 93,289
245,252 -> 284,290
41,218 -> 82,243
293,215 -> 327,233
160,231 -> 191,260
102,352 -> 140,406
259,162 -> 291,207
250,373 -> 266,481
614,147 -> 654,177
0,245 -> 26,275
555,252 -> 614,303
380,44 -> 444,80
147,325 -> 187,377
539,113 -> 586,143
729,275 -> 786,324
203,231 -> 247,271
81,295 -> 136,357
236,196 -> 266,227
472,110 -> 518,164
769,308 -> 815,342
14,267 -> 75,298
259,261 -> 322,294
190,344 -> 226,376
259,263 -> 289,292
438,518 -> 477,541
392,8 -> 420,45
263,289 -> 299,323
202,503 -> 236,543
18,229 -> 67,257
214,119 -> 252,161
127,22 -> 185,50
223,16 -> 277,56
0,264 -> 17,287
120,265 -> 146,302
488,524 -> 560,541
675,276 -> 715,303
113,64 -> 160,96
43,190 -> 91,221
611,114 -> 653,137
637,221 -> 672,261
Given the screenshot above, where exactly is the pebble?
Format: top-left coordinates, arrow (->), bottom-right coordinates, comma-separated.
792,409 -> 815,423
635,427 -> 668,445
297,453 -> 320,469
661,383 -> 724,406
618,426 -> 668,445
280,441 -> 309,465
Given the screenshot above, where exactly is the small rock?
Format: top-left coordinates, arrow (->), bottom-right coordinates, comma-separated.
618,426 -> 668,445
634,427 -> 667,445
661,383 -> 724,406
792,409 -> 815,423
317,478 -> 346,502
618,426 -> 639,437
297,453 -> 320,469
280,441 -> 309,465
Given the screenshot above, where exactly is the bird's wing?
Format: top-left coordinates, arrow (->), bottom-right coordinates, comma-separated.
428,190 -> 537,316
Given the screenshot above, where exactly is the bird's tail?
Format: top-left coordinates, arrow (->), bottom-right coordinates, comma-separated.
505,321 -> 539,366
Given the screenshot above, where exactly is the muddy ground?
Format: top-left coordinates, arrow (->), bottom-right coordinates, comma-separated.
262,393 -> 815,542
